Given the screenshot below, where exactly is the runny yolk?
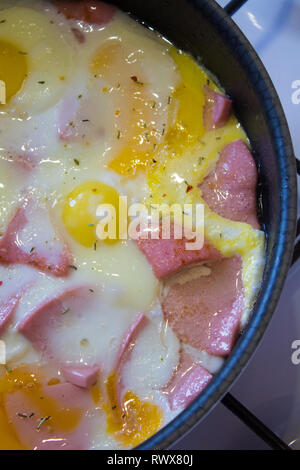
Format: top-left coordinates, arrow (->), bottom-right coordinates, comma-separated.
104,373 -> 163,447
91,384 -> 103,408
0,366 -> 82,450
90,41 -> 221,176
90,41 -> 164,175
0,40 -> 28,105
165,47 -> 219,153
0,400 -> 25,450
62,181 -> 121,247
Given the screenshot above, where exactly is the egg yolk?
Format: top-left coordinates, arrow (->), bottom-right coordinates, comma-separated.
0,40 -> 27,105
90,41 -> 163,175
146,47 -> 246,208
165,48 -> 219,153
91,42 -> 222,176
104,373 -> 162,447
0,366 -> 81,450
63,181 -> 121,247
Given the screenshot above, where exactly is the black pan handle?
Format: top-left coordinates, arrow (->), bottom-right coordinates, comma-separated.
222,393 -> 291,450
224,0 -> 249,16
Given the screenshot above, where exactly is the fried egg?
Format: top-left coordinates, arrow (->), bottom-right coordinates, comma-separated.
0,5 -> 74,115
0,0 -> 265,451
145,50 -> 265,326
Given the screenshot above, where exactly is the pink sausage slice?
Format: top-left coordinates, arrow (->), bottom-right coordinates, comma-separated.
18,286 -> 93,358
0,202 -> 71,277
0,296 -> 20,335
203,85 -> 232,130
57,92 -> 105,143
162,256 -> 244,356
4,382 -> 93,450
115,313 -> 148,371
136,226 -> 222,279
53,0 -> 117,25
6,152 -> 37,171
163,351 -> 212,410
62,364 -> 99,389
57,94 -> 82,142
199,139 -> 260,229
115,313 -> 148,405
0,267 -> 37,335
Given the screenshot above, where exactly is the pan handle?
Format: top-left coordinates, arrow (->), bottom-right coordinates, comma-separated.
225,161 -> 299,447
224,0 -> 249,16
221,393 -> 291,450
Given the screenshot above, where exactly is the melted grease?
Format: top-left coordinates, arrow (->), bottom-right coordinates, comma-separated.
104,373 -> 162,447
0,366 -> 82,449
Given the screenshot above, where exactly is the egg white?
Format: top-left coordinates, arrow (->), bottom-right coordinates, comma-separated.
0,5 -> 75,115
0,0 -> 265,450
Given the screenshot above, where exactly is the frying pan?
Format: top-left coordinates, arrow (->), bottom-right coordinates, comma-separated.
100,0 -> 297,449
